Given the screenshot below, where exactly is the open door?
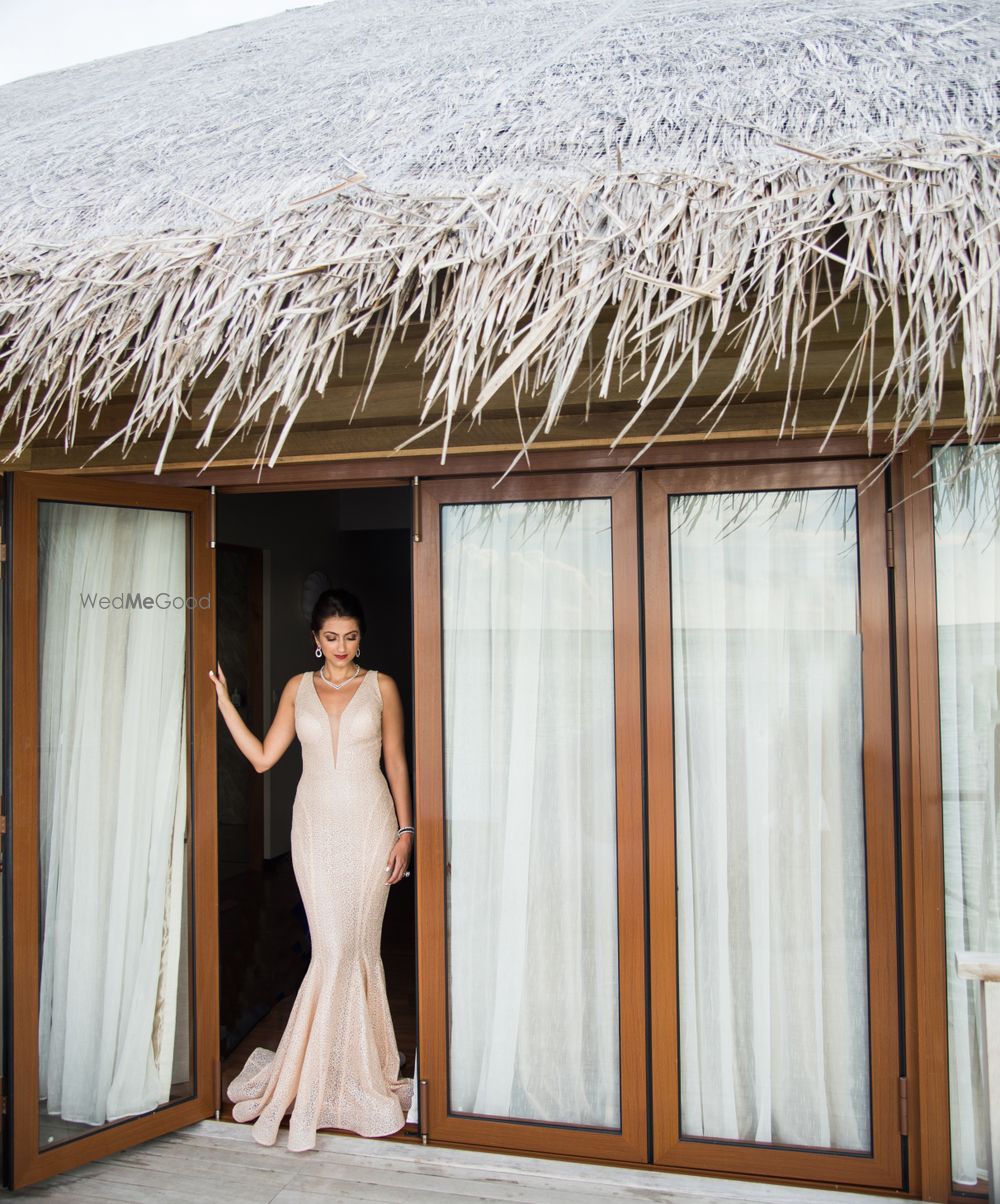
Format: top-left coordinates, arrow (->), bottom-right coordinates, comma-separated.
6,472 -> 217,1189
412,471 -> 647,1162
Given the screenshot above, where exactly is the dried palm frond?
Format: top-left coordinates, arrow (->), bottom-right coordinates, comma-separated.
0,0 -> 996,479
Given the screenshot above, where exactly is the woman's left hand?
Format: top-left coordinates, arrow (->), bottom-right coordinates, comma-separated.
385,833 -> 413,885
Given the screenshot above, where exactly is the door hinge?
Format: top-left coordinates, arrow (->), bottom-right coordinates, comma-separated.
213,1057 -> 222,1120
209,485 -> 217,551
899,1076 -> 908,1135
418,1078 -> 428,1144
412,477 -> 421,543
885,510 -> 895,569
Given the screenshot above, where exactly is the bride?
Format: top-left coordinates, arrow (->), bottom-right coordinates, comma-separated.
209,587 -> 414,1149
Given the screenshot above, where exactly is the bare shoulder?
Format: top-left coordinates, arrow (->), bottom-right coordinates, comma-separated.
372,670 -> 401,702
281,672 -> 308,699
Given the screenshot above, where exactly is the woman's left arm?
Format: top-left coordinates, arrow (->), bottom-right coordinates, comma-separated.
380,673 -> 413,885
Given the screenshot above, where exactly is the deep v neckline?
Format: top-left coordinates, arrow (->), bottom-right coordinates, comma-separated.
310,669 -> 369,770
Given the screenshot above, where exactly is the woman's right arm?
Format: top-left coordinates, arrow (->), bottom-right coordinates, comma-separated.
209,666 -> 301,774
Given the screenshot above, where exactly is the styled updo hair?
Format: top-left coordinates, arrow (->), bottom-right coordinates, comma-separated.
310,588 -> 366,637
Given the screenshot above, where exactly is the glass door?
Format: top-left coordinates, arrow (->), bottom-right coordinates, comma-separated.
931,443 -> 999,1193
7,472 -> 217,1189
643,461 -> 903,1189
412,472 -> 646,1161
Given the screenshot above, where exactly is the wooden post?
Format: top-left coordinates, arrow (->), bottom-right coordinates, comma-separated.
956,952 -> 1000,1203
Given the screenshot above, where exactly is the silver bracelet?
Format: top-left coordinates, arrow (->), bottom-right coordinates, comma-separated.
397,826 -> 415,837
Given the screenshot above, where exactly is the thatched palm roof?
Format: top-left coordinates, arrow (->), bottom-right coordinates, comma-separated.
0,0 -> 997,472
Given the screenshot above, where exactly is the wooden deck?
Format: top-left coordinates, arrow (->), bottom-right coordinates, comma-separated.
11,1119 -> 922,1202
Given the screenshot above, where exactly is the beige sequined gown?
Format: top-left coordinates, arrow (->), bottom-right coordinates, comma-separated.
227,668 -> 413,1149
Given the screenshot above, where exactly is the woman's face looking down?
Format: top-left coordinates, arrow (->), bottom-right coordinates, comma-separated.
314,616 -> 361,664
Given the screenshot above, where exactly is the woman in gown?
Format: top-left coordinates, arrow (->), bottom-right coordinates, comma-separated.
208,588 -> 414,1150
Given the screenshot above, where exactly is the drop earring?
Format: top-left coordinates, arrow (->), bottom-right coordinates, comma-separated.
315,646 -> 323,658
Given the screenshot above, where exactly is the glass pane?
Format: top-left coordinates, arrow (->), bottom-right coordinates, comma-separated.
440,498 -> 620,1127
670,489 -> 871,1150
37,501 -> 194,1150
934,445 -> 1000,1187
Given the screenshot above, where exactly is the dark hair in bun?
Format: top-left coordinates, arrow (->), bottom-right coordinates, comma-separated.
310,588 -> 366,636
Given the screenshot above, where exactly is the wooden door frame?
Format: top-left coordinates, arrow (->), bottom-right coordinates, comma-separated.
9,428 -> 985,1195
100,432 -> 891,491
642,459 -> 904,1189
7,472 -> 218,1188
897,433 -> 996,1204
98,427 -> 1000,1197
412,470 -> 648,1162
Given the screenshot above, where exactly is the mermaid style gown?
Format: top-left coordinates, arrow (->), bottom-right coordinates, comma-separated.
227,668 -> 414,1149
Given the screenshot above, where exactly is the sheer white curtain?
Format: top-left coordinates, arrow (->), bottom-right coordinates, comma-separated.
37,501 -> 190,1126
671,489 -> 870,1150
441,498 -> 620,1127
934,446 -> 1000,1186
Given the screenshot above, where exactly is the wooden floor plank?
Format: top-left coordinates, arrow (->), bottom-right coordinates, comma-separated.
270,1195 -> 380,1204
17,1192 -> 150,1204
103,1139 -> 298,1185
248,1154 -> 691,1202
297,1171 -> 683,1203
13,1120 -> 912,1204
15,1176 -> 188,1202
33,1158 -> 269,1204
171,1124 -> 643,1185
175,1127 -> 860,1204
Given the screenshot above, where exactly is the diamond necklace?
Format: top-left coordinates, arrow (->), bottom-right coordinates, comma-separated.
319,663 -> 362,690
